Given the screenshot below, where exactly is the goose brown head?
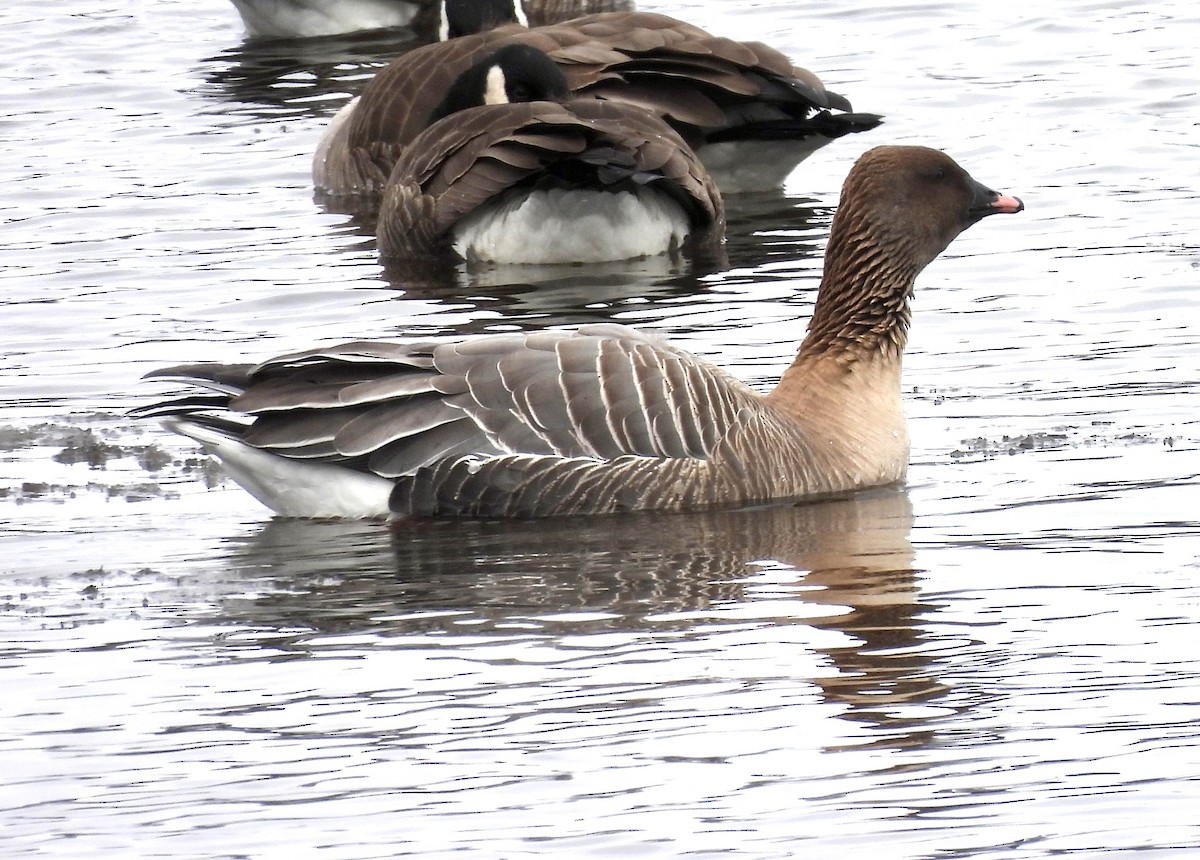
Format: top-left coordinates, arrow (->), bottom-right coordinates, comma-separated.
801,145 -> 1023,361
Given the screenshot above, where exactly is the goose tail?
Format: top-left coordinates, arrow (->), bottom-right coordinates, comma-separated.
158,415 -> 394,519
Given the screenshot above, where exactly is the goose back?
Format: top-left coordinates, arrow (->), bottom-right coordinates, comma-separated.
375,96 -> 725,262
313,11 -> 882,200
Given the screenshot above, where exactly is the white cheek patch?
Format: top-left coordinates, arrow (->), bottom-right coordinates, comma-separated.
513,0 -> 529,26
438,3 -> 449,41
484,65 -> 509,105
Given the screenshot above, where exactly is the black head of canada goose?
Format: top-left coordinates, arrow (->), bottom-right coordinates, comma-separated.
140,146 -> 1023,519
229,0 -> 632,40
374,44 -> 725,264
312,0 -> 883,199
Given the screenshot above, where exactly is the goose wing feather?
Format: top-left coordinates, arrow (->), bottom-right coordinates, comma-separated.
142,327 -> 762,486
377,99 -> 721,258
430,324 -> 755,460
141,362 -> 257,395
252,340 -> 438,369
320,13 -> 870,198
366,418 -> 492,478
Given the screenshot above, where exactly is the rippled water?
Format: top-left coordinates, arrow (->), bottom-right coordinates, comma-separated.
2,0 -> 1199,856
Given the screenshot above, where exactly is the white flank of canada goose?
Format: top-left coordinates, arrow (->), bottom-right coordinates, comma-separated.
230,0 -> 417,38
229,0 -> 632,39
312,0 -> 882,199
374,44 -> 724,263
139,147 -> 1022,519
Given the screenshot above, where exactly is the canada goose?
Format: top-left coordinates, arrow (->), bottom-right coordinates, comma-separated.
374,44 -> 724,263
228,0 -> 632,40
139,146 -> 1022,518
313,0 -> 882,199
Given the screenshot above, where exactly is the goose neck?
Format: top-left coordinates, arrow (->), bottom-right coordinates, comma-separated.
796,217 -> 922,365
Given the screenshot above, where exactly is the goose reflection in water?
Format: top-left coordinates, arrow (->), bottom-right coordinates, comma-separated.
346,191 -> 821,335
200,31 -> 422,122
212,488 -> 947,747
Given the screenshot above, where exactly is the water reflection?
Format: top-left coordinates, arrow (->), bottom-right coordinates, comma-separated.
313,156 -> 814,303
199,30 -> 420,119
214,487 -> 946,744
356,193 -> 824,334
721,192 -> 828,273
373,248 -> 734,336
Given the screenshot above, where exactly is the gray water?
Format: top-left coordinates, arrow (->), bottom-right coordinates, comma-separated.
2,0 -> 1199,857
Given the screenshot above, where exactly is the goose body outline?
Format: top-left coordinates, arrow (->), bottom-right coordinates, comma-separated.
141,146 -> 1023,519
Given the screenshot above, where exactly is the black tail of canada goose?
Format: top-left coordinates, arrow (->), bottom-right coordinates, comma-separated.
143,147 -> 1021,519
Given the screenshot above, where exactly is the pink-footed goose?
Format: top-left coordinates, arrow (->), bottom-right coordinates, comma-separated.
375,44 -> 724,263
138,146 -> 1023,518
313,0 -> 882,200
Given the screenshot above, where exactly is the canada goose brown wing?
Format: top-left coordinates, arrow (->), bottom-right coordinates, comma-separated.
317,26 -> 527,197
313,31 -> 496,197
380,101 -> 595,242
542,14 -> 847,128
316,13 -> 876,199
375,98 -> 723,259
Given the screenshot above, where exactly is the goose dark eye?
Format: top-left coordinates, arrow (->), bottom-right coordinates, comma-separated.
921,165 -> 948,182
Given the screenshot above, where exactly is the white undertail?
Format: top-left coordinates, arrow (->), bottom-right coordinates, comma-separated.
164,418 -> 394,518
451,187 -> 692,263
